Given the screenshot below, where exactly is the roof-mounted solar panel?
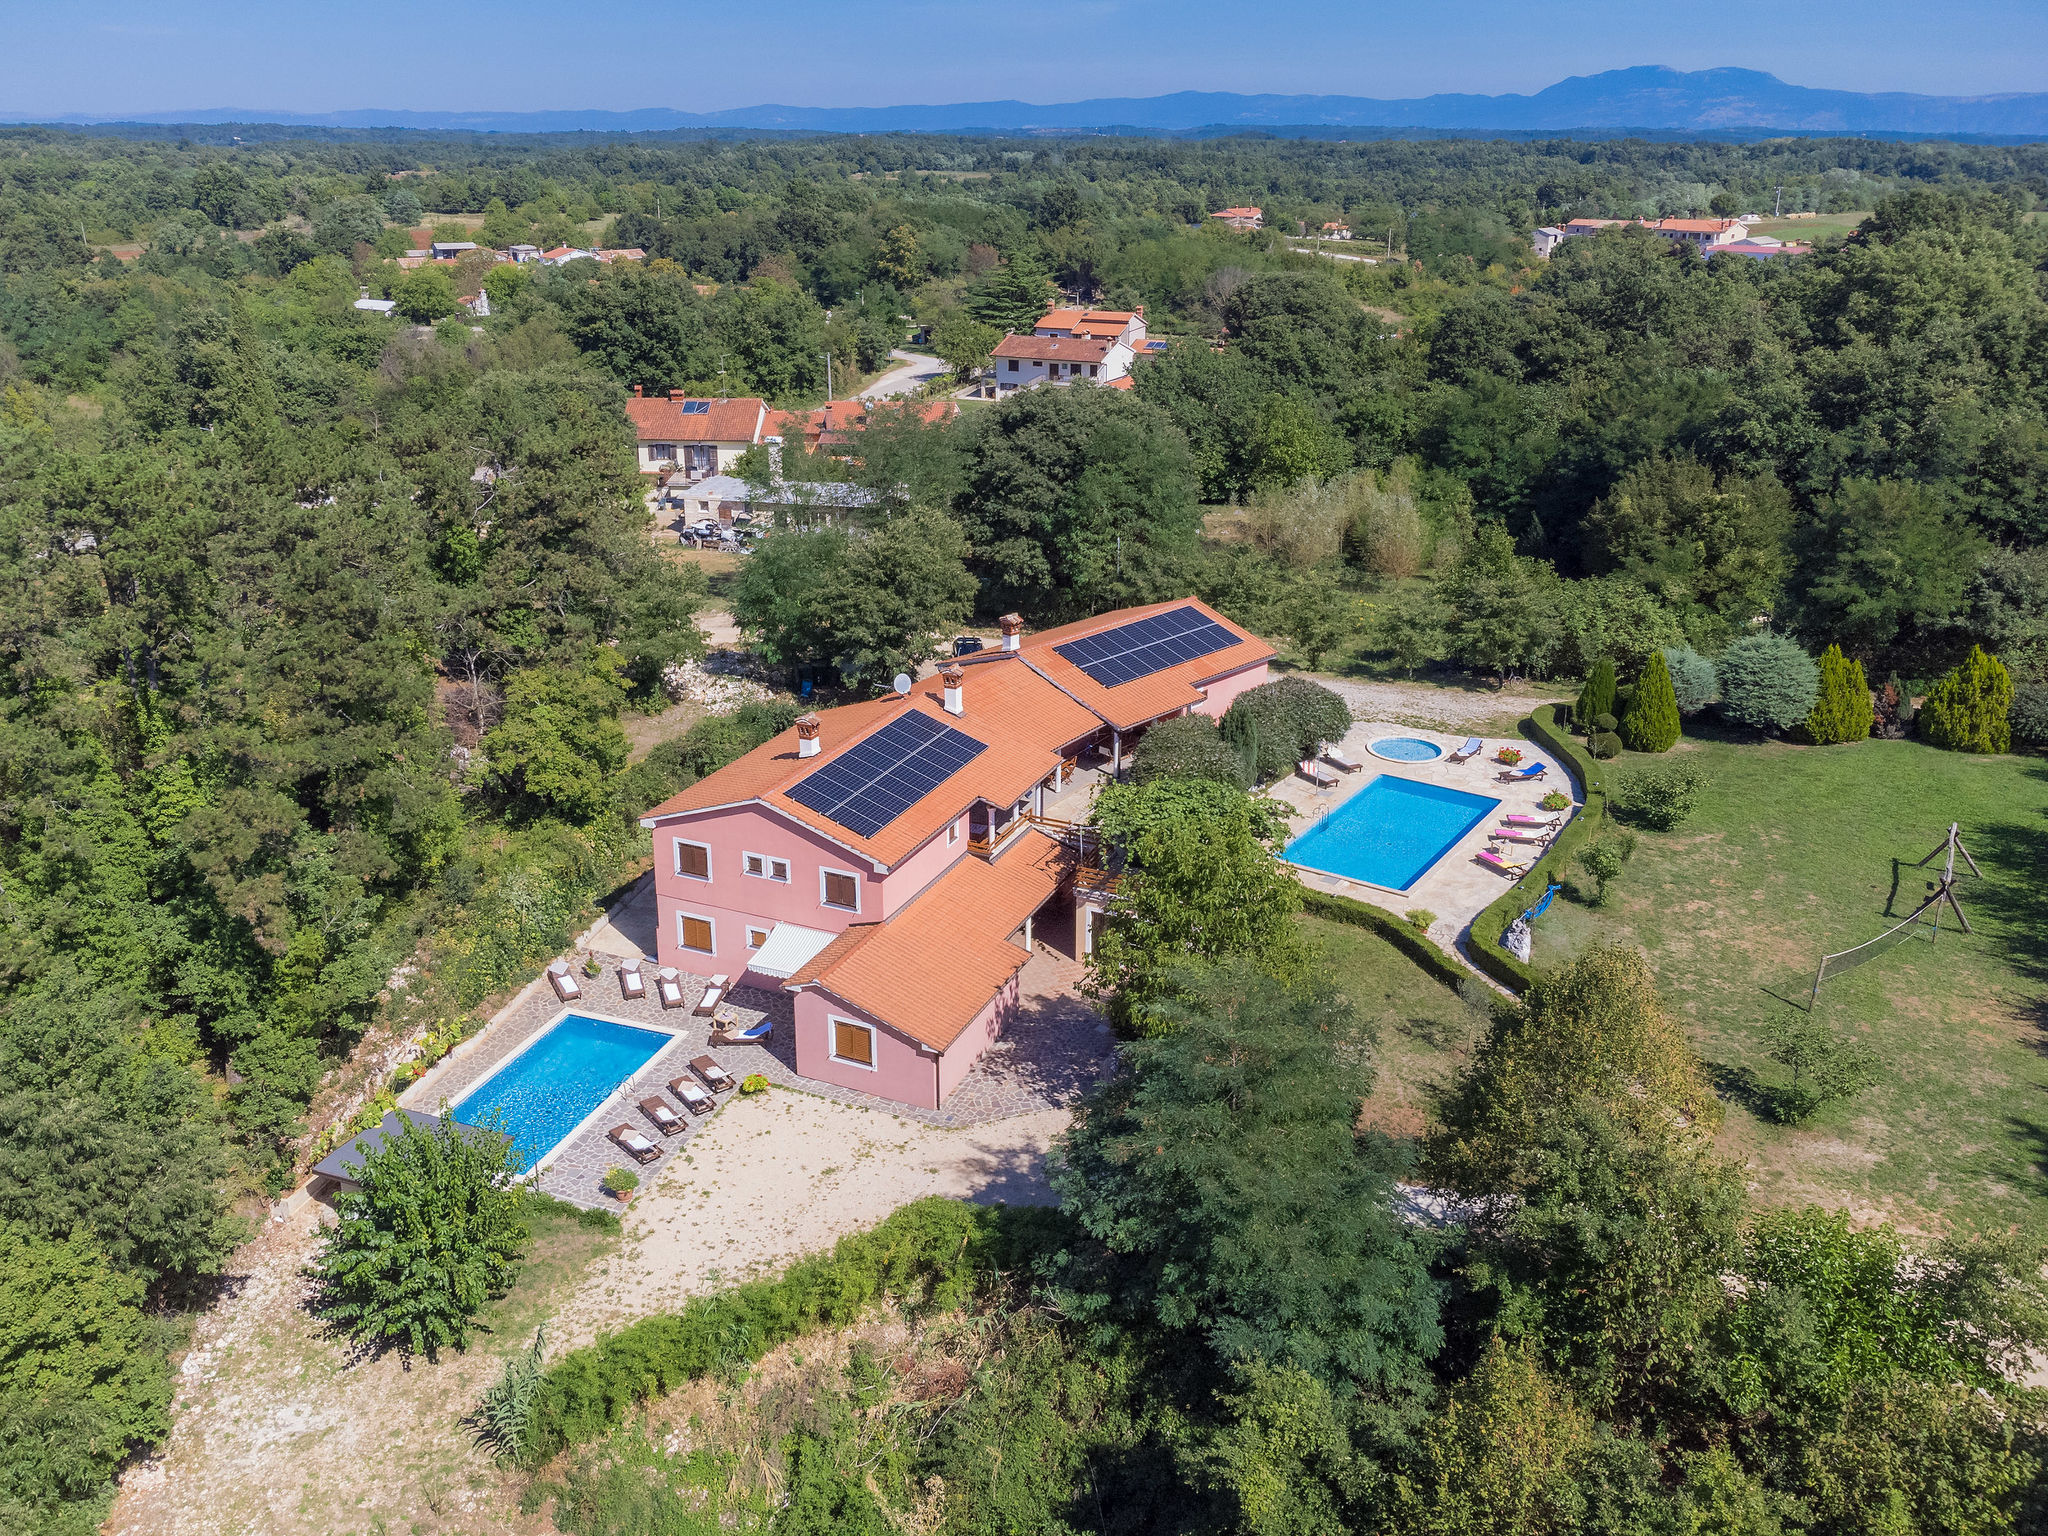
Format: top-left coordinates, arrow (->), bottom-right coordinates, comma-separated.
679,400 -> 710,414
786,710 -> 986,839
1052,606 -> 1238,688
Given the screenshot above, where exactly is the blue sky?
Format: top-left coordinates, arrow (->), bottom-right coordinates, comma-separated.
2,0 -> 2044,115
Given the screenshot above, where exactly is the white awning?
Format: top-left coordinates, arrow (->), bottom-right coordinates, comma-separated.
747,922 -> 838,980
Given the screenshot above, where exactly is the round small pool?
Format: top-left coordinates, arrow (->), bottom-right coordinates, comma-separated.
1367,737 -> 1445,763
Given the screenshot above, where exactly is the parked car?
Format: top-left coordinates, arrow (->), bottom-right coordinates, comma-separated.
953,635 -> 984,657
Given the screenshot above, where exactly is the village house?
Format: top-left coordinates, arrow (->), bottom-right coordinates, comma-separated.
1209,206 -> 1263,230
639,599 -> 1274,1110
987,305 -> 1151,395
1535,214 -> 1757,258
626,390 -> 770,479
1320,221 -> 1353,240
765,397 -> 958,456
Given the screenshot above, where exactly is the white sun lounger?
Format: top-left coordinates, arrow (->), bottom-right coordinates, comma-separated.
656,968 -> 685,1009
1447,738 -> 1484,763
1299,759 -> 1340,788
1322,747 -> 1363,773
618,958 -> 646,1000
692,973 -> 730,1017
546,959 -> 581,1002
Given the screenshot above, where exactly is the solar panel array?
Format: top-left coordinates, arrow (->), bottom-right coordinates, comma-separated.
679,400 -> 710,415
786,711 -> 987,839
1052,606 -> 1239,689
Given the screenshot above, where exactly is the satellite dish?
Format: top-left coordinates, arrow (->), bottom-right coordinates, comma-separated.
893,673 -> 913,696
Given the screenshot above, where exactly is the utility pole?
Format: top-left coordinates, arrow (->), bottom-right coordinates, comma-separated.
821,351 -> 833,400
1774,185 -> 1783,218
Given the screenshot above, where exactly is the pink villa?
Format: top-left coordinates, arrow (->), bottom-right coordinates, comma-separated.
639,599 -> 1274,1111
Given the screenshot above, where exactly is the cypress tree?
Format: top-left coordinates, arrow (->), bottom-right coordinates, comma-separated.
1575,657 -> 1617,732
1620,651 -> 1681,753
1803,645 -> 1874,745
1920,646 -> 2012,754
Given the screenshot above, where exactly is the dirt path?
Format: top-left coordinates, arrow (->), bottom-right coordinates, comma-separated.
109,1094 -> 1067,1535
1312,674 -> 1561,733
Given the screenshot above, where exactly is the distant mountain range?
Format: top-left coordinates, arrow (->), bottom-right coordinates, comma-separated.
26,67 -> 2048,138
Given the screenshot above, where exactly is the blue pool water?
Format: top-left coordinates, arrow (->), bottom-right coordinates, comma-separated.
1285,775 -> 1501,892
1369,736 -> 1444,762
452,1016 -> 674,1172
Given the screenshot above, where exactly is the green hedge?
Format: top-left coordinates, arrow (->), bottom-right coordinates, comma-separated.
1463,704 -> 1611,993
1297,886 -> 1470,994
519,1198 -> 1064,1464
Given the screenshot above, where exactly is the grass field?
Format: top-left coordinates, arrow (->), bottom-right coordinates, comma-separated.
1530,735 -> 2048,1232
1301,913 -> 1489,1141
1747,211 -> 1868,240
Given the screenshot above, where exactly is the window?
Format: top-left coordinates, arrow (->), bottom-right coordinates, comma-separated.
831,1017 -> 876,1068
746,926 -> 770,949
946,822 -> 958,846
673,839 -> 710,880
648,442 -> 676,460
678,913 -> 714,954
744,852 -> 790,882
1007,359 -> 1019,372
1088,365 -> 1098,377
821,869 -> 860,912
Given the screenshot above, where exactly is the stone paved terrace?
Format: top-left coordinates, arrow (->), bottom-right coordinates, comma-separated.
400,929 -> 1114,1208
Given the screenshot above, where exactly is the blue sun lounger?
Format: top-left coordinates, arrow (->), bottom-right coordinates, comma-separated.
1493,762 -> 1548,783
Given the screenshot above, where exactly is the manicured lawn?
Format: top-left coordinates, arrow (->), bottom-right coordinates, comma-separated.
1300,913 -> 1489,1141
1532,736 -> 2048,1232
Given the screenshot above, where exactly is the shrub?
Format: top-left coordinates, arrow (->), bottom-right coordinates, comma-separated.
2013,682 -> 2048,753
1539,790 -> 1571,812
307,1115 -> 529,1358
1221,677 -> 1351,783
1620,651 -> 1681,753
478,1328 -> 549,1467
1804,644 -> 1874,745
1763,1017 -> 1881,1124
1588,720 -> 1623,759
1575,657 -> 1617,730
1716,634 -> 1819,733
600,1167 -> 639,1197
1132,713 -> 1249,788
1404,909 -> 1437,933
1662,646 -> 1718,715
1919,646 -> 2012,754
1612,762 -> 1706,831
1572,834 -> 1632,904
1220,705 -> 1261,784
738,1073 -> 769,1095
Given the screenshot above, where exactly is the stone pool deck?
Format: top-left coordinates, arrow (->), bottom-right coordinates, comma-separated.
1269,718 -> 1583,963
399,928 -> 1113,1208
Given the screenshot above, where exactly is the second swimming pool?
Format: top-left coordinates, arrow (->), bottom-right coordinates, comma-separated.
1285,774 -> 1501,892
451,1015 -> 676,1173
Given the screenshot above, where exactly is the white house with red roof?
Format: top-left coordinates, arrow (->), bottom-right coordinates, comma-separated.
1210,207 -> 1263,230
638,600 -> 1274,1110
625,389 -> 769,479
989,305 -> 1152,395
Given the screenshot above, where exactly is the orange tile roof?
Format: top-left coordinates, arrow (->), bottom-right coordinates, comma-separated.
1017,597 -> 1274,731
641,658 -> 1101,869
1656,218 -> 1745,233
991,334 -> 1111,362
624,395 -> 767,444
1104,374 -> 1135,390
785,829 -> 1069,1050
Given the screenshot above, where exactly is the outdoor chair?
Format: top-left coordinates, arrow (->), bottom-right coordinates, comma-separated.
639,1096 -> 685,1136
608,1124 -> 661,1164
546,959 -> 582,1002
618,959 -> 646,1000
656,968 -> 686,1009
1494,763 -> 1548,783
692,1054 -> 738,1093
721,1017 -> 773,1043
1447,738 -> 1484,764
1476,847 -> 1531,878
692,973 -> 731,1018
669,1076 -> 715,1115
1487,825 -> 1554,846
1298,759 -> 1340,788
1322,746 -> 1363,773
1501,812 -> 1562,829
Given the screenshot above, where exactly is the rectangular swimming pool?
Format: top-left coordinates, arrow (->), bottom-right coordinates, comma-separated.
1285,775 -> 1501,892
451,1015 -> 676,1173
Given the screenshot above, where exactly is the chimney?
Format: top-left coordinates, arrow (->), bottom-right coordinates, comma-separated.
795,713 -> 821,758
631,384 -> 643,398
999,613 -> 1024,653
941,665 -> 964,716
670,389 -> 685,403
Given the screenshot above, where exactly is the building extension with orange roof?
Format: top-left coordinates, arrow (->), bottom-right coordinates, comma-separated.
639,599 -> 1274,1109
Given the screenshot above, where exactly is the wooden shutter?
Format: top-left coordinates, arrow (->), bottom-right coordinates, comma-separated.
823,872 -> 858,909
676,841 -> 708,879
833,1020 -> 873,1065
680,916 -> 713,952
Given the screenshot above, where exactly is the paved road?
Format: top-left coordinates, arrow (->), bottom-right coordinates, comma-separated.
860,347 -> 949,400
1286,243 -> 1383,264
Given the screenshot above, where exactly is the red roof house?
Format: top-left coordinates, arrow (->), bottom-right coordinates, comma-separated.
625,390 -> 769,479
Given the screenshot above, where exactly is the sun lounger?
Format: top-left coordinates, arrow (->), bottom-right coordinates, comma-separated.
1299,759 -> 1340,788
639,1096 -> 684,1136
546,959 -> 582,1002
668,1076 -> 715,1115
656,967 -> 685,1009
1447,737 -> 1484,763
691,972 -> 730,1018
608,1124 -> 660,1164
1322,747 -> 1362,774
618,959 -> 646,1000
725,1017 -> 773,1043
691,1055 -> 737,1093
1487,826 -> 1553,846
1476,847 -> 1530,877
1494,763 -> 1548,783
1501,813 -> 1561,828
